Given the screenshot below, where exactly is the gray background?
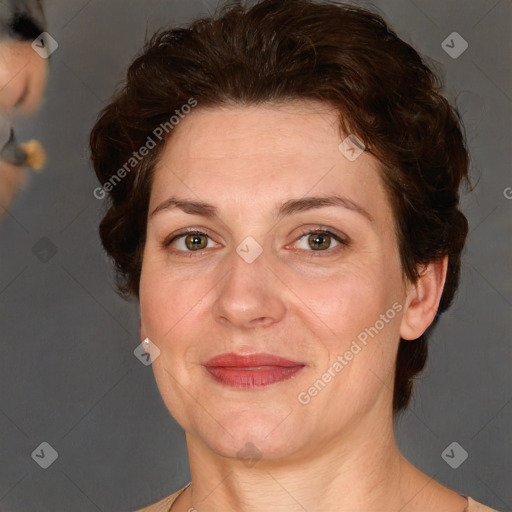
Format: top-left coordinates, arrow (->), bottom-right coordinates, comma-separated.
0,0 -> 510,510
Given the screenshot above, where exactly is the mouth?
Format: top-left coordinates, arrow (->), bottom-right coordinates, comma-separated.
202,353 -> 306,388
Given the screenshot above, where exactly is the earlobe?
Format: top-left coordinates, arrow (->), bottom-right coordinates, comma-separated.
399,256 -> 448,341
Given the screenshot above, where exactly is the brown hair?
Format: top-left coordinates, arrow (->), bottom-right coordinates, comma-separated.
89,0 -> 470,413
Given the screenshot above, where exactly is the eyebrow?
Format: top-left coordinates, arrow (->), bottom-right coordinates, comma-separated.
150,194 -> 373,222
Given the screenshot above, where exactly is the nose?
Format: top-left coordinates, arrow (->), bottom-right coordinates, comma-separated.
211,242 -> 287,329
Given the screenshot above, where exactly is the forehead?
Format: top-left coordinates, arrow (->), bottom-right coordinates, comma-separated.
151,101 -> 391,224
157,101 -> 345,166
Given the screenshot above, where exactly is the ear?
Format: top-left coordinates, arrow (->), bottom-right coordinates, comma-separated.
399,256 -> 448,341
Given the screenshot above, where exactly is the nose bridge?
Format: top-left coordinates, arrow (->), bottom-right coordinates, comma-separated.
212,234 -> 285,327
222,234 -> 269,302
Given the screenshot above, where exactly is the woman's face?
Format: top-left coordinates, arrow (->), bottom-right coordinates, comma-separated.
139,101 -> 414,462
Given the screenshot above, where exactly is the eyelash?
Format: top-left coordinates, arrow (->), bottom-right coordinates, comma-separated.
163,227 -> 349,258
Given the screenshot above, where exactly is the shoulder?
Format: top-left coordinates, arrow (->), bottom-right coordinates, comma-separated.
134,483 -> 191,512
466,496 -> 502,512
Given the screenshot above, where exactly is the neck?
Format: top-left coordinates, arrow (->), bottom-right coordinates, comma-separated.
182,406 -> 427,512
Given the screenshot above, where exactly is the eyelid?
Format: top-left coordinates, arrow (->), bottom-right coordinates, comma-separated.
294,226 -> 349,243
163,226 -> 218,247
289,227 -> 350,255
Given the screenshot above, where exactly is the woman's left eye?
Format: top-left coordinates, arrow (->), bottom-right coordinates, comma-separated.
292,229 -> 348,254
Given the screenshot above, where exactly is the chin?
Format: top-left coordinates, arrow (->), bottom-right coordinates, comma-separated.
206,431 -> 305,464
190,406 -> 311,463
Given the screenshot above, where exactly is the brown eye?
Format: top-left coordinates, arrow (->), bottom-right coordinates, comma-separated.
292,229 -> 349,256
184,233 -> 208,251
165,230 -> 217,255
307,232 -> 332,250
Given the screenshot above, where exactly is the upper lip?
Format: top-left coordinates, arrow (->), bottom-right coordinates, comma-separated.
203,353 -> 305,368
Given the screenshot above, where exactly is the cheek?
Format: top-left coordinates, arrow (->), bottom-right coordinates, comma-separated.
0,66 -> 24,108
22,61 -> 48,113
302,260 -> 404,392
140,248 -> 403,336
301,268 -> 403,416
140,266 -> 196,340
298,260 -> 402,338
139,249 -> 218,363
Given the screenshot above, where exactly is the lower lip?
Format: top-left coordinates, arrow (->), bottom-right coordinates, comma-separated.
204,366 -> 305,388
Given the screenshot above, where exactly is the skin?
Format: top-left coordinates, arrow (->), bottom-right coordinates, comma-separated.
0,39 -> 48,115
0,39 -> 48,216
139,101 -> 467,512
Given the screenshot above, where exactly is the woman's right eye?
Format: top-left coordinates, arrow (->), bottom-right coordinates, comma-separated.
165,230 -> 218,255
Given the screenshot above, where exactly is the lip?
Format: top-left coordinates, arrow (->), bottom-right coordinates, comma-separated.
202,352 -> 306,388
204,353 -> 303,367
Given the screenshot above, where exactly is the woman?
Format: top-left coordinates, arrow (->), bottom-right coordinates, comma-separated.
90,1 -> 499,510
